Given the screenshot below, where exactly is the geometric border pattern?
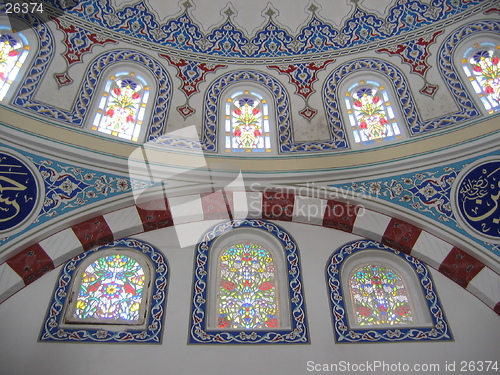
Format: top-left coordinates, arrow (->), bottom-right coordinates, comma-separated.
38,0 -> 491,60
38,238 -> 169,343
2,190 -> 498,317
189,219 -> 309,344
326,239 -> 452,343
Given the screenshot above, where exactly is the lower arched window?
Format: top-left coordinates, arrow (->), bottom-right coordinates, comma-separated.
40,238 -> 168,343
326,239 -> 452,343
65,251 -> 150,325
189,219 -> 308,344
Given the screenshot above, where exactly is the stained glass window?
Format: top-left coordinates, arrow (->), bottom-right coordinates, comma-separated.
92,72 -> 149,142
225,91 -> 271,152
0,28 -> 29,101
462,43 -> 500,114
69,253 -> 147,323
217,242 -> 279,329
349,263 -> 414,326
345,81 -> 401,145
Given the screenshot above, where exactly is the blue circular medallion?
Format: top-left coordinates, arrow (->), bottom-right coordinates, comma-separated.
0,149 -> 42,234
454,158 -> 500,243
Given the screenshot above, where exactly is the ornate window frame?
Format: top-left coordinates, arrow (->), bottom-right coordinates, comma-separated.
189,219 -> 309,344
39,238 -> 169,343
326,239 -> 452,343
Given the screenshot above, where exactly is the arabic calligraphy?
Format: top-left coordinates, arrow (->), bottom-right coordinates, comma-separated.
0,152 -> 39,232
457,160 -> 500,240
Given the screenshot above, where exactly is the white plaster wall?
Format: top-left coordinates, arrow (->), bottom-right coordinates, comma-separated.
0,221 -> 499,375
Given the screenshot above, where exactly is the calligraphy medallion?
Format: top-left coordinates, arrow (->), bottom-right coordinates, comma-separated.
0,148 -> 44,236
452,157 -> 500,244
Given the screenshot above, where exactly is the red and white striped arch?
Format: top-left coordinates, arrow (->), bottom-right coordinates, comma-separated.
1,190 -> 499,316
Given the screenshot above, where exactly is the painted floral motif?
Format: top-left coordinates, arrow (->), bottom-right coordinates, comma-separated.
218,242 -> 278,329
0,148 -> 153,246
74,254 -> 145,321
40,0 -> 485,58
330,154 -> 500,257
37,161 -> 135,218
350,264 -> 413,326
468,48 -> 500,111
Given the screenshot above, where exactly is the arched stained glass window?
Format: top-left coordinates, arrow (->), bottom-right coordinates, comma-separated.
92,72 -> 150,142
349,263 -> 414,326
462,43 -> 500,113
326,240 -> 451,343
217,242 -> 278,329
67,253 -> 147,324
40,239 -> 168,343
225,91 -> 271,152
190,220 -> 309,344
0,28 -> 29,101
345,81 -> 401,145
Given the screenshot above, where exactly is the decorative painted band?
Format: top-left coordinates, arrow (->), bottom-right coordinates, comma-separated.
1,191 -> 498,316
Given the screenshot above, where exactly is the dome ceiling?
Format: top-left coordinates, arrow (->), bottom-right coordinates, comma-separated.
46,0 -> 492,62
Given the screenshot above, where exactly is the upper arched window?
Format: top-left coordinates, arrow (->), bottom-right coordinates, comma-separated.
217,241 -> 279,329
40,238 -> 169,343
225,90 -> 272,153
344,81 -> 401,145
189,219 -> 309,344
326,239 -> 452,343
0,27 -> 29,101
91,71 -> 150,142
462,43 -> 500,114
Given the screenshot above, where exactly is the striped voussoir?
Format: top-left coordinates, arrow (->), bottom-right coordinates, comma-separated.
1,191 -> 498,316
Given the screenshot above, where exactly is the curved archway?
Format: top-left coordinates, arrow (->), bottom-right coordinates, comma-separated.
2,190 -> 499,317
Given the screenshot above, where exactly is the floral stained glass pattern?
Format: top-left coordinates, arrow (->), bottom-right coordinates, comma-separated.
218,242 -> 278,329
345,81 -> 401,145
463,44 -> 500,113
0,30 -> 29,101
349,264 -> 414,326
225,91 -> 271,152
72,254 -> 146,322
92,72 -> 149,142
